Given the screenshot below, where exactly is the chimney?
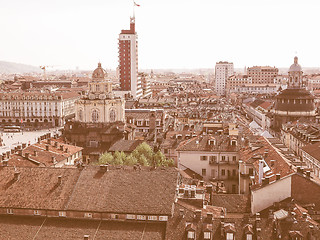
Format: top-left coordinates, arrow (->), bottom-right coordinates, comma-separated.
60,145 -> 64,151
58,175 -> 62,185
18,150 -> 23,156
54,142 -> 58,148
84,235 -> 89,240
302,212 -> 307,219
179,209 -> 185,218
22,143 -> 27,149
276,173 -> 281,180
25,152 -> 30,159
270,159 -> 275,167
306,171 -> 311,178
6,151 -> 10,158
47,139 -> 51,145
65,148 -> 68,153
199,180 -> 204,187
34,151 -> 37,157
258,159 -> 264,184
207,212 -> 213,222
14,171 -> 20,181
46,145 -> 49,151
99,164 -> 109,171
195,209 -> 202,220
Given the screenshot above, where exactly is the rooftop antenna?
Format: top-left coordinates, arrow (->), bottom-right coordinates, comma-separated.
133,1 -> 140,18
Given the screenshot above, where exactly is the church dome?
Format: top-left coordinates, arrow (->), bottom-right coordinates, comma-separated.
288,56 -> 302,73
274,88 -> 315,112
92,63 -> 107,80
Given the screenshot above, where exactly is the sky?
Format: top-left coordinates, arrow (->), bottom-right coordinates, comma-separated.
0,0 -> 320,70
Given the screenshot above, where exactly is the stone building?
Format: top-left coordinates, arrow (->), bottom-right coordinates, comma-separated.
64,63 -> 130,161
0,91 -> 79,128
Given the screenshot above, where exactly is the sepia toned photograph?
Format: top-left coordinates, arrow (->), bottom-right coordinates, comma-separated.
0,0 -> 320,239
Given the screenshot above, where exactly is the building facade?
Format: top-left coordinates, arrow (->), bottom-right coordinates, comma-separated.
118,17 -> 142,98
75,63 -> 125,123
177,135 -> 239,193
0,91 -> 79,128
64,64 -> 128,160
247,66 -> 279,84
215,61 -> 234,96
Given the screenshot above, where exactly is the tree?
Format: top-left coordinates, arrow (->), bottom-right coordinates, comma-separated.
98,152 -> 114,165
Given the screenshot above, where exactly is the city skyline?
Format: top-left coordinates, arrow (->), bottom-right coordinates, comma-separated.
1,0 -> 320,70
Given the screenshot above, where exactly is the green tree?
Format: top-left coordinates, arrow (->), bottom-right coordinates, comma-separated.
113,151 -> 126,165
98,152 -> 114,165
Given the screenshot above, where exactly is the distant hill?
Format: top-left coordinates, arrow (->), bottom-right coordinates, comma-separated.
0,61 -> 41,74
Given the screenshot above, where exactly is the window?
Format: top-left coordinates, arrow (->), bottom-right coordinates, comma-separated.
159,216 -> 168,221
78,109 -> 83,121
246,234 -> 253,240
209,156 -> 216,163
84,213 -> 92,218
187,231 -> 195,239
147,216 -> 157,221
249,168 -> 253,175
204,231 -> 211,239
111,214 -> 119,219
221,156 -> 226,161
92,110 -> 99,122
7,209 -> 13,214
109,109 -> 116,122
126,214 -> 136,220
232,169 -> 236,176
222,169 -> 225,176
226,233 -> 234,240
137,215 -> 146,220
202,169 -> 207,176
34,210 -> 40,215
59,211 -> 66,217
200,156 -> 208,161
232,156 -> 237,161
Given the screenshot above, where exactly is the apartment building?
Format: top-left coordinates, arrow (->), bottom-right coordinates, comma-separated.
247,66 -> 278,84
215,61 -> 234,96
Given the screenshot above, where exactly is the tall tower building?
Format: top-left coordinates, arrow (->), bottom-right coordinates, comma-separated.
118,17 -> 142,98
215,61 -> 234,96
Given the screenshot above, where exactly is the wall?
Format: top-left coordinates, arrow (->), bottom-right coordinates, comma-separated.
251,176 -> 291,214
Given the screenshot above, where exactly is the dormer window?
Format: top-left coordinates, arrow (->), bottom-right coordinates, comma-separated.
226,232 -> 234,240
246,234 -> 253,240
187,231 -> 195,239
204,231 -> 211,239
208,139 -> 215,145
231,140 -> 237,146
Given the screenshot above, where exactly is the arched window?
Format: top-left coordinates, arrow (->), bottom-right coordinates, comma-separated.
92,110 -> 99,122
110,109 -> 116,122
78,109 -> 83,121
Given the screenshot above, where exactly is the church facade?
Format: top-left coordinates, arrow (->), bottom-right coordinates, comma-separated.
64,63 -> 132,162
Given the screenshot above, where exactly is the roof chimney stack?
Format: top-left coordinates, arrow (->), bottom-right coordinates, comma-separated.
46,145 -> 49,151
14,171 -> 20,181
276,173 -> 281,180
84,235 -> 89,240
195,209 -> 202,220
58,175 -> 62,185
25,152 -> 30,159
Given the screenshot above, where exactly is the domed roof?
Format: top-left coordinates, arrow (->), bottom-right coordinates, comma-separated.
92,63 -> 107,80
274,88 -> 315,112
288,56 -> 302,72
